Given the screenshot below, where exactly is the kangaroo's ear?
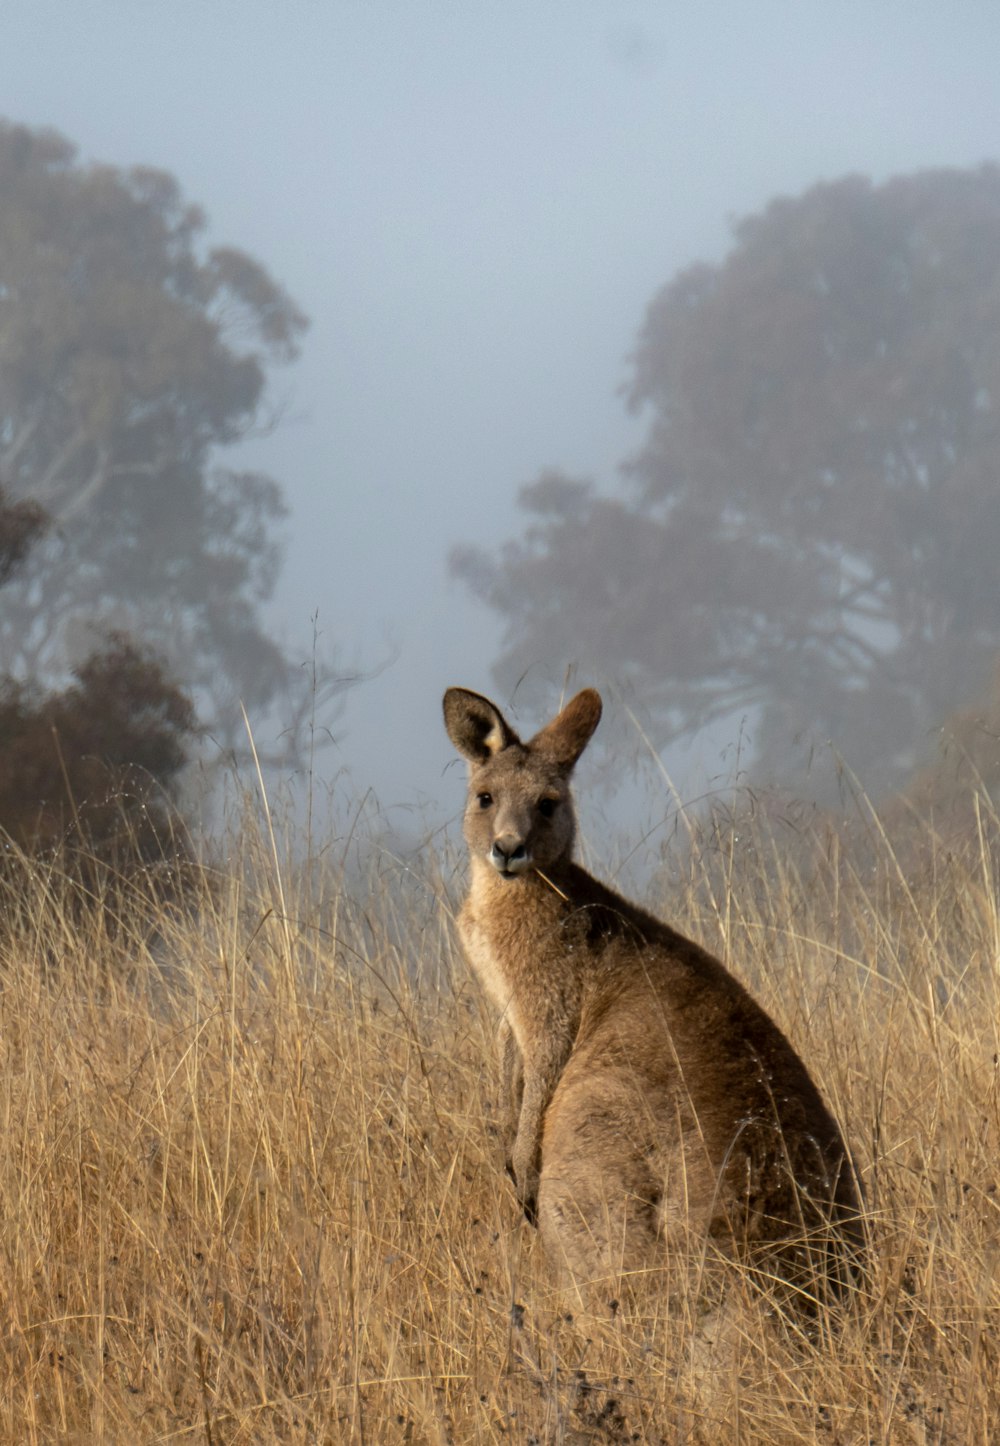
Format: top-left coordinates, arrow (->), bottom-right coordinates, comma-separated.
530,688 -> 602,770
443,688 -> 520,763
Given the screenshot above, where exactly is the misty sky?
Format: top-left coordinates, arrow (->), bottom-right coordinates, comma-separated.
4,1 -> 1000,827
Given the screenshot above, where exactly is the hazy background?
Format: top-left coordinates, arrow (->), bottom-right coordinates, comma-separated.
4,0 -> 1000,828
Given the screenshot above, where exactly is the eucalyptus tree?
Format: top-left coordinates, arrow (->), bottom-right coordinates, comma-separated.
455,167 -> 1000,790
0,120 -> 326,759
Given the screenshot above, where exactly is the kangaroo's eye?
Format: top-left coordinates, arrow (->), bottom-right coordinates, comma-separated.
538,797 -> 558,819
477,792 -> 493,810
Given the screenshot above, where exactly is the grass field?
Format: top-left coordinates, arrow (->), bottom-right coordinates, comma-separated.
1,781 -> 998,1444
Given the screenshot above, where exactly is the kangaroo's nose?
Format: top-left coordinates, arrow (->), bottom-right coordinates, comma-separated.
490,837 -> 529,874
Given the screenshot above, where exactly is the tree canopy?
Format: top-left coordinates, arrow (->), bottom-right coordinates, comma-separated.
455,166 -> 1000,792
0,120 -> 312,755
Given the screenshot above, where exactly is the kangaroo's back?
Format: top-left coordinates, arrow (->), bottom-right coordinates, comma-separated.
443,686 -> 861,1293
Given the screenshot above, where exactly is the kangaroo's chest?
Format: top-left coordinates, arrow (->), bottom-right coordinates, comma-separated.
458,903 -> 520,1026
458,889 -> 584,1059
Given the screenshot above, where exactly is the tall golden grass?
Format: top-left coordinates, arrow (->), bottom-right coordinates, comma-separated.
0,778 -> 998,1444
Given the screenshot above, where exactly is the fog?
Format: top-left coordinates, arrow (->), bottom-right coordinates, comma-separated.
4,1 -> 1000,830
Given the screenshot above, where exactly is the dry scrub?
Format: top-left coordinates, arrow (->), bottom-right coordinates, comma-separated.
0,787 -> 998,1444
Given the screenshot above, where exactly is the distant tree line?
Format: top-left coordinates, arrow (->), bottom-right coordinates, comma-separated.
455,165 -> 1000,799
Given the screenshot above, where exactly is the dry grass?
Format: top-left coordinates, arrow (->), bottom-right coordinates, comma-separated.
1,782 -> 999,1444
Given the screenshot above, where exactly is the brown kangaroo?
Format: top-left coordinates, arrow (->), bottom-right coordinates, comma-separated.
444,685 -> 861,1291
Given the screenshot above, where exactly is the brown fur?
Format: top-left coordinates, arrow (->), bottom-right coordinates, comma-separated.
443,686 -> 862,1291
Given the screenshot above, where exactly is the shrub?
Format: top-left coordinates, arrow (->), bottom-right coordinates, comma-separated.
0,634 -> 196,876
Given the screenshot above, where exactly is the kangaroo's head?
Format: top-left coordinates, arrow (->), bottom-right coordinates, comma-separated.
443,687 -> 602,879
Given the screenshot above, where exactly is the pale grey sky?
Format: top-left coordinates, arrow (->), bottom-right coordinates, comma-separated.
4,1 -> 1000,824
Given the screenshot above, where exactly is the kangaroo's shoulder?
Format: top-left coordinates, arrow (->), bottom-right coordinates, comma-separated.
563,864 -> 730,975
563,866 -> 800,1041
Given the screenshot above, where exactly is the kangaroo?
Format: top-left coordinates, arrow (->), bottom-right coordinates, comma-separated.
443,685 -> 861,1291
